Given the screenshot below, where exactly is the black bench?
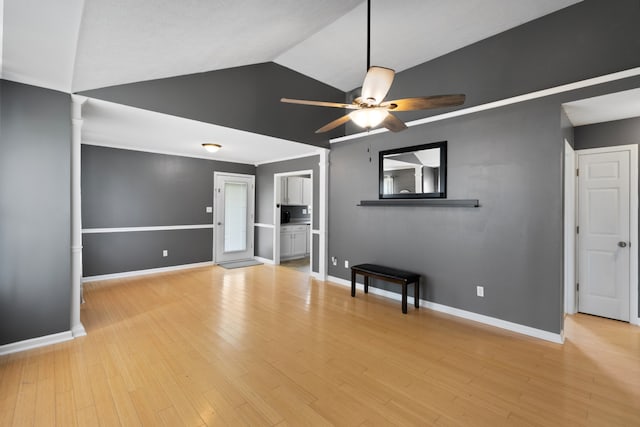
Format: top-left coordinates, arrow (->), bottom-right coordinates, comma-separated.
350,263 -> 420,314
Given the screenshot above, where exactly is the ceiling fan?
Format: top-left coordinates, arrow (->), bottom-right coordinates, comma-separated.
281,0 -> 466,134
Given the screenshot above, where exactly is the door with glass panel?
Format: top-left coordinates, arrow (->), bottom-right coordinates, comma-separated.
214,173 -> 255,263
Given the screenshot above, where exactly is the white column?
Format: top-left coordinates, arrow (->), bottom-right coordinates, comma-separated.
71,95 -> 87,337
318,149 -> 329,281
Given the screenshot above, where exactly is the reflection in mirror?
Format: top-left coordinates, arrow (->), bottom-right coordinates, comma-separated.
379,141 -> 447,199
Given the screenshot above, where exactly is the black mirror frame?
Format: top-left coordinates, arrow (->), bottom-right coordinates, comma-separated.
379,141 -> 447,199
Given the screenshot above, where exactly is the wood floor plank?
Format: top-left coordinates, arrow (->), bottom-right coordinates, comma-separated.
1,265 -> 639,426
87,362 -> 122,427
55,390 -> 78,427
107,375 -> 142,427
34,377 -> 56,426
75,404 -> 100,427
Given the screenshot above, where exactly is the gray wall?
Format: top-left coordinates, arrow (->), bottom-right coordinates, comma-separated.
0,81 -> 72,345
330,99 -> 565,333
574,116 -> 640,316
83,229 -> 213,277
255,155 -> 320,273
80,62 -> 346,148
574,117 -> 640,150
328,0 -> 640,335
81,145 -> 254,276
346,0 -> 640,134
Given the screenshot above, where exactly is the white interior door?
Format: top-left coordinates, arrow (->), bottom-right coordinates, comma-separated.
215,173 -> 255,263
577,150 -> 630,321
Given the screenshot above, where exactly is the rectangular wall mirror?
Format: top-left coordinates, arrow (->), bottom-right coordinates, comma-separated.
379,141 -> 447,199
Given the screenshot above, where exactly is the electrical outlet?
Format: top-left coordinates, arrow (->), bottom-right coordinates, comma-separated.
476,285 -> 484,297
344,260 -> 349,269
163,250 -> 168,257
302,208 -> 307,214
206,206 -> 212,213
331,257 -> 337,266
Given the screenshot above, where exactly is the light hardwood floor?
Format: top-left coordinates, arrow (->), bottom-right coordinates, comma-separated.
1,264 -> 639,426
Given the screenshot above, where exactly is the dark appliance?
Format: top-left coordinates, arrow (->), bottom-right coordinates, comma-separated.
281,210 -> 291,224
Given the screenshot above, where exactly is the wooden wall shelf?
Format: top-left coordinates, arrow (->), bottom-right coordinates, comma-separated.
358,199 -> 479,207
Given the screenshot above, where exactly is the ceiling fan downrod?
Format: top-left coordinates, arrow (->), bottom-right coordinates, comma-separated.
367,0 -> 371,71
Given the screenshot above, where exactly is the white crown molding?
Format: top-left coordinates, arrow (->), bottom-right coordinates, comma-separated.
327,275 -> 564,344
81,140 -> 247,163
331,67 -> 640,144
82,261 -> 214,282
253,150 -> 324,167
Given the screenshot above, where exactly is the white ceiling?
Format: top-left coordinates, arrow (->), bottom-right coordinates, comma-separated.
2,0 -> 581,93
563,88 -> 640,127
81,97 -> 322,165
3,0 -> 594,164
275,0 -> 583,92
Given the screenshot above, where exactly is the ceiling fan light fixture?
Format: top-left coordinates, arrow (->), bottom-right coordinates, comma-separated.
202,143 -> 222,153
279,0 -> 464,134
349,108 -> 388,129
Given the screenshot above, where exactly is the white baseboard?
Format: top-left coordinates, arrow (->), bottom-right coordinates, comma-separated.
82,261 -> 214,282
0,331 -> 74,356
327,275 -> 564,344
310,271 -> 326,281
254,256 -> 275,265
71,324 -> 87,337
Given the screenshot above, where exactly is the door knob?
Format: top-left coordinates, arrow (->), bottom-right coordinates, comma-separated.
217,222 -> 222,226
618,241 -> 628,248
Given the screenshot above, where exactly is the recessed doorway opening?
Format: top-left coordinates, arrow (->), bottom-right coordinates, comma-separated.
274,170 -> 313,275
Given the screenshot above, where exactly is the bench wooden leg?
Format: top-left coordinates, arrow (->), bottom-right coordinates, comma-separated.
414,280 -> 419,308
351,270 -> 356,297
364,276 -> 369,293
402,284 -> 408,314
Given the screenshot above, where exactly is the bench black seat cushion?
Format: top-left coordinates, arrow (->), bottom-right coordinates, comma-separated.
351,263 -> 420,282
350,264 -> 420,314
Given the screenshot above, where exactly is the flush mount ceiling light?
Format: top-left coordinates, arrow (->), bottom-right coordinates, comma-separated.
202,143 -> 222,153
281,0 -> 466,133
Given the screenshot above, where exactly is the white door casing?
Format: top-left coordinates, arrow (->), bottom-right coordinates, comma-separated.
214,173 -> 255,263
564,139 -> 576,315
273,169 -> 313,268
577,146 -> 638,322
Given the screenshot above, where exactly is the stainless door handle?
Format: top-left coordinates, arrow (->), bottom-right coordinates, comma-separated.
618,241 -> 628,248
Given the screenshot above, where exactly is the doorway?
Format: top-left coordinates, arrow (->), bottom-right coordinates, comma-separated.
214,172 -> 255,263
574,145 -> 638,323
274,170 -> 313,274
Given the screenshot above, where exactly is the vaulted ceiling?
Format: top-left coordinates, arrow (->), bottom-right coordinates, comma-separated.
1,0 -> 581,93
15,1 -> 636,165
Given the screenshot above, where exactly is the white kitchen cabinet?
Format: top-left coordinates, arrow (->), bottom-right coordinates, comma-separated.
281,177 -> 311,206
280,224 -> 308,259
302,178 -> 312,206
305,225 -> 310,255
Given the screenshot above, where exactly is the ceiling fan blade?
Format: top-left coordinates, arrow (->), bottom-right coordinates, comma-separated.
381,113 -> 407,132
281,98 -> 358,109
315,114 -> 352,134
361,66 -> 395,104
381,94 -> 466,111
